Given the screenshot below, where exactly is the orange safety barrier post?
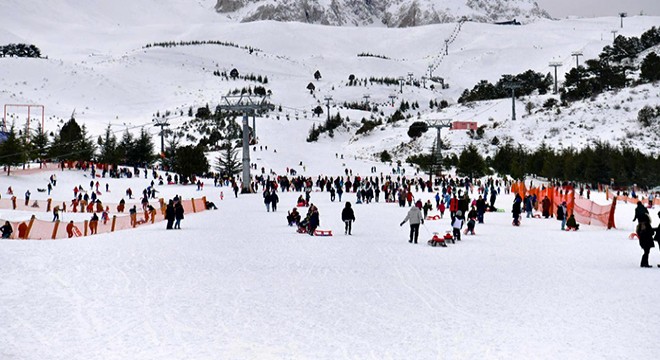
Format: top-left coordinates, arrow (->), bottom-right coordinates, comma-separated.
191,198 -> 197,213
111,215 -> 117,232
47,199 -> 52,212
84,220 -> 88,236
608,197 -> 617,229
130,212 -> 137,228
11,196 -> 16,210
25,215 -> 36,239
51,220 -> 60,240
150,209 -> 157,224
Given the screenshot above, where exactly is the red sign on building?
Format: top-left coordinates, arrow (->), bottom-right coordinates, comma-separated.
451,121 -> 478,130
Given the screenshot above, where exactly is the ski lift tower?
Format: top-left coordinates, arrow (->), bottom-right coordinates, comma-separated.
427,118 -> 452,181
218,94 -> 274,193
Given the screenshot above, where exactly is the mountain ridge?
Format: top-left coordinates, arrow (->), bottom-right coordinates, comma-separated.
215,0 -> 551,27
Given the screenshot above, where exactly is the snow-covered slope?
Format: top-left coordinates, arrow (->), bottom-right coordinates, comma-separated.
0,2 -> 658,162
1,154 -> 659,359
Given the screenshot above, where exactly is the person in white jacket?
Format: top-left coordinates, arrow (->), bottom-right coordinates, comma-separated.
400,205 -> 424,244
452,210 -> 464,241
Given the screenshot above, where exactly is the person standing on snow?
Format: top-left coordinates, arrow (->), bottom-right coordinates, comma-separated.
341,202 -> 356,235
174,200 -> 184,229
452,210 -> 465,241
512,194 -> 522,226
400,203 -> 424,244
636,214 -> 654,268
557,201 -> 568,230
165,200 -> 175,230
633,201 -> 649,224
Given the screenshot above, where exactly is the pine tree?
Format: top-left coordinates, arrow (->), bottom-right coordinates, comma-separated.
0,124 -> 26,175
98,124 -> 119,165
215,141 -> 242,176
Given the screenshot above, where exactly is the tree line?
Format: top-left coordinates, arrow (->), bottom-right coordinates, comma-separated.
0,43 -> 42,58
405,142 -> 659,188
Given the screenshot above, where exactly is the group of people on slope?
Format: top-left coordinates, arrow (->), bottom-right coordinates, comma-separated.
285,200 -> 356,236
512,193 -> 578,230
165,196 -> 185,230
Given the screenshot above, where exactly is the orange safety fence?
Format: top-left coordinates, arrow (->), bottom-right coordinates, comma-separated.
606,188 -> 660,207
0,197 -> 207,240
511,182 -> 616,229
0,196 -> 162,216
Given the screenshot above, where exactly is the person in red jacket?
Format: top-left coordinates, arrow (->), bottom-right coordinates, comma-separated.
449,194 -> 459,221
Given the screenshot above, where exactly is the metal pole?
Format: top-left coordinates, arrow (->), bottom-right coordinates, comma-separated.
241,112 -> 251,193
511,88 -> 516,121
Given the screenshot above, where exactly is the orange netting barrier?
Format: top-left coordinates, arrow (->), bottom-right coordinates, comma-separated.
606,187 -> 660,207
0,197 -> 207,240
0,195 -> 159,216
511,182 -> 616,229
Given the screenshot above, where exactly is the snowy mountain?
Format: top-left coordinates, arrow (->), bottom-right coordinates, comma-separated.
215,0 -> 551,27
0,0 -> 659,168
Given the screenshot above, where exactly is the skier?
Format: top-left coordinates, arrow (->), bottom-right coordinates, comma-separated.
341,202 -> 356,235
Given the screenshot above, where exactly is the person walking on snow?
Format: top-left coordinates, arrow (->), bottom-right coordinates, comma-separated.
400,204 -> 424,244
341,202 -> 356,235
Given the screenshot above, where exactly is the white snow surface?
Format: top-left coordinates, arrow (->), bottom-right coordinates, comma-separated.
1,3 -> 660,358
1,163 -> 659,359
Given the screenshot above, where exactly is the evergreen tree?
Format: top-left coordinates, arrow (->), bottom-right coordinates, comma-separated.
640,52 -> 660,82
117,130 -> 135,165
74,124 -> 97,162
215,140 -> 242,176
97,124 -> 119,165
456,144 -> 486,178
0,124 -> 26,175
29,123 -> 49,163
173,145 -> 209,181
133,128 -> 155,165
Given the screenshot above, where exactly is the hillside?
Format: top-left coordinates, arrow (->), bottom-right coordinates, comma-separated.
1,1 -> 659,168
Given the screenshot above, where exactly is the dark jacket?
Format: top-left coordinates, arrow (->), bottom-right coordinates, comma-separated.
341,206 -> 355,222
633,203 -> 649,223
637,222 -> 655,250
165,203 -> 175,220
175,203 -> 184,220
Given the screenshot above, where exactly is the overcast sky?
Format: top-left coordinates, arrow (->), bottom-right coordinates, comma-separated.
535,0 -> 660,18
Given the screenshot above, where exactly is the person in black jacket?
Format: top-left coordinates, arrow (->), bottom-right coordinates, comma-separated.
341,202 -> 356,235
636,214 -> 654,268
633,201 -> 649,223
174,201 -> 184,229
165,200 -> 175,230
1,221 -> 13,239
512,194 -> 522,226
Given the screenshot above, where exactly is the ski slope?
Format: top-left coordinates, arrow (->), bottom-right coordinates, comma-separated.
0,161 -> 659,359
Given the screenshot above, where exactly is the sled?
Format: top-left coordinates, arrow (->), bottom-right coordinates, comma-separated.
427,232 -> 448,247
72,226 -> 82,237
313,229 -> 333,236
628,232 -> 638,240
426,215 -> 441,220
